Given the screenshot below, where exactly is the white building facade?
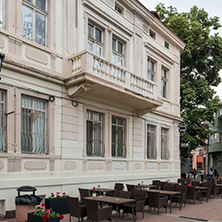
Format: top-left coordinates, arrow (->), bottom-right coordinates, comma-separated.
0,0 -> 185,216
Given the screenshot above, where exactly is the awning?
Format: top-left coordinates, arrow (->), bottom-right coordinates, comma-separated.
197,156 -> 202,163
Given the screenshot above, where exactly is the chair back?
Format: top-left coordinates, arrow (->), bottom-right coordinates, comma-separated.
152,180 -> 161,189
191,181 -> 200,186
201,182 -> 212,189
132,189 -> 146,201
114,183 -> 124,191
67,196 -> 80,217
115,190 -> 132,198
217,180 -> 222,184
78,188 -> 90,203
85,199 -> 99,220
163,183 -> 174,191
147,191 -> 160,207
175,184 -> 187,194
126,184 -> 135,191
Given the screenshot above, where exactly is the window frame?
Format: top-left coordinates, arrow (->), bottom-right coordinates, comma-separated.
22,0 -> 48,46
111,115 -> 126,158
86,110 -> 105,157
146,123 -> 157,159
161,127 -> 170,160
161,67 -> 168,98
88,22 -> 104,56
0,89 -> 6,152
164,40 -> 169,49
21,94 -> 48,154
112,36 -> 125,67
115,2 -> 124,15
147,58 -> 156,82
149,29 -> 156,39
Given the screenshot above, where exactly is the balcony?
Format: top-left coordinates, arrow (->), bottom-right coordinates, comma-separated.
65,51 -> 162,115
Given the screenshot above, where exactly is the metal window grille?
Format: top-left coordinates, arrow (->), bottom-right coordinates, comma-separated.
161,127 -> 170,160
86,110 -> 104,157
147,124 -> 157,159
0,90 -> 6,152
112,116 -> 126,157
22,0 -> 47,46
21,95 -> 48,154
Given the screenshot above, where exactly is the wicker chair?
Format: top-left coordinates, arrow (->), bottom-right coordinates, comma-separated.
191,181 -> 200,186
152,180 -> 161,189
201,182 -> 212,200
78,188 -> 91,204
85,199 -> 112,222
163,183 -> 174,191
106,183 -> 124,197
217,180 -> 222,184
171,185 -> 187,207
211,183 -> 219,197
186,186 -> 201,203
123,189 -> 146,220
147,191 -> 168,214
67,196 -> 87,222
126,184 -> 135,191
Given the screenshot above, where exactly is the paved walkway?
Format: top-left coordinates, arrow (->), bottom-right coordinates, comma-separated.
1,197 -> 222,222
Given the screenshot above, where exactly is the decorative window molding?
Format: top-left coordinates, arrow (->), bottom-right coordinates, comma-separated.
22,0 -> 47,46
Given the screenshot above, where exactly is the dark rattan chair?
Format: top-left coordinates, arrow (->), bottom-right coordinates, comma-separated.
152,180 -> 161,189
186,186 -> 201,204
123,189 -> 146,220
201,182 -> 212,200
191,181 -> 200,186
126,184 -> 135,191
106,183 -> 124,197
85,199 -> 112,222
171,185 -> 187,207
78,188 -> 91,204
147,191 -> 168,214
163,183 -> 174,191
67,196 -> 87,222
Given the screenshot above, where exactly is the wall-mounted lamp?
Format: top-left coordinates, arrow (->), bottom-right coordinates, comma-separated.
72,100 -> 78,107
49,95 -> 55,102
108,27 -> 112,33
0,53 -> 5,72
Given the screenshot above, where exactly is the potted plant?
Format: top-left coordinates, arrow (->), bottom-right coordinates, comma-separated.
28,204 -> 64,222
45,192 -> 69,215
92,187 -> 96,197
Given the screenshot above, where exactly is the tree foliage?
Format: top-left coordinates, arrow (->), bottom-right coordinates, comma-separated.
156,4 -> 222,156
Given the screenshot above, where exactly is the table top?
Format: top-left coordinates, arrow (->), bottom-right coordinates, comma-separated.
195,186 -> 209,190
84,195 -> 135,205
216,184 -> 222,187
147,189 -> 181,195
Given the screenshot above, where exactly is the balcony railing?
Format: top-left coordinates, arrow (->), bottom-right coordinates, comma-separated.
70,51 -> 158,101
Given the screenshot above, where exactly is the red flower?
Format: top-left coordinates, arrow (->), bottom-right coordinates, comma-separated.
42,215 -> 49,222
41,204 -> 46,207
93,187 -> 95,190
166,181 -> 168,183
60,214 -> 64,220
63,192 -> 66,195
138,183 -> 140,186
187,184 -> 191,187
51,193 -> 54,197
56,195 -> 59,198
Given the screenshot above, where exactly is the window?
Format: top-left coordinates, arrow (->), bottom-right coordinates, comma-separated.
112,38 -> 124,67
112,116 -> 126,157
86,110 -> 104,157
149,29 -> 156,39
209,133 -> 219,145
147,124 -> 156,159
161,68 -> 168,98
22,0 -> 47,46
219,108 -> 222,117
147,59 -> 155,81
161,128 -> 169,160
88,23 -> 103,56
164,40 -> 169,49
115,3 -> 124,15
0,90 -> 6,152
0,0 -> 5,28
21,95 -> 48,154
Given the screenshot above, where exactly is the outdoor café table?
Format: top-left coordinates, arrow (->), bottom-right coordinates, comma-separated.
195,186 -> 209,202
84,195 -> 136,222
147,189 -> 182,213
89,188 -> 114,195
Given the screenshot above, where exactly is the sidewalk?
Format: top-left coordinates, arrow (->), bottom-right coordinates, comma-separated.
1,197 -> 222,222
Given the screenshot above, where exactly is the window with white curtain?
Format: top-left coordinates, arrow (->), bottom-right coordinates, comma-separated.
147,59 -> 155,81
21,95 -> 48,154
161,127 -> 169,160
0,90 -> 6,152
0,0 -> 5,28
22,0 -> 47,46
147,124 -> 157,159
86,110 -> 104,157
161,68 -> 168,98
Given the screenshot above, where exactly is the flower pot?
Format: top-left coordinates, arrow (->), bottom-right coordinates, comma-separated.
92,193 -> 96,197
28,213 -> 60,222
45,198 -> 69,214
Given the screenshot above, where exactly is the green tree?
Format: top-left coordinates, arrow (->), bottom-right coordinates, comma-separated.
156,4 -> 222,159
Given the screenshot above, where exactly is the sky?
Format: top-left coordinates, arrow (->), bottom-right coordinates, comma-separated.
139,0 -> 222,99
